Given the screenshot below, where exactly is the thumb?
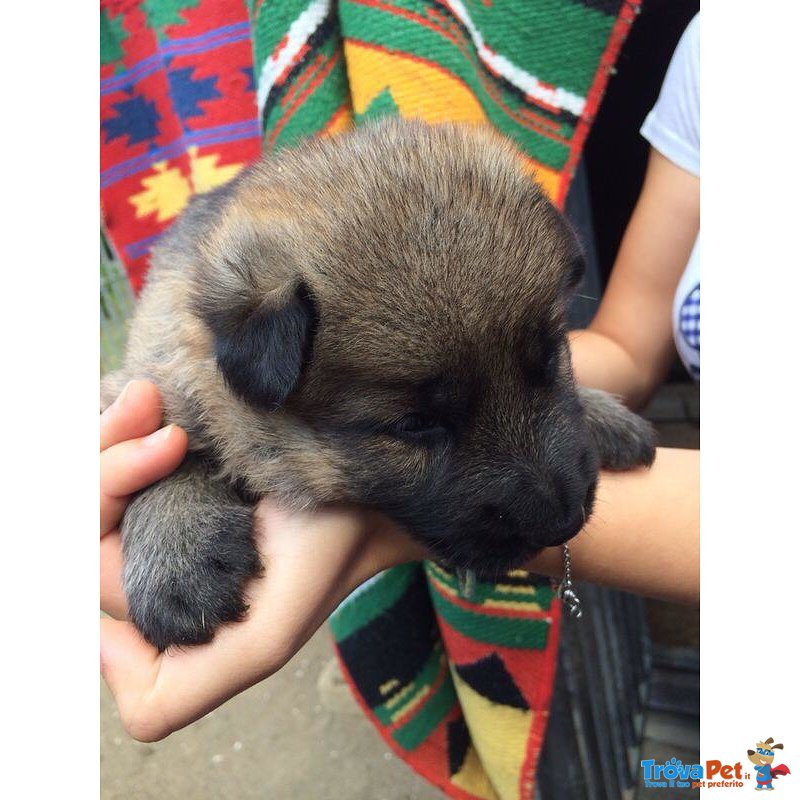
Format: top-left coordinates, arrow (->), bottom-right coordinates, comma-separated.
100,617 -> 167,742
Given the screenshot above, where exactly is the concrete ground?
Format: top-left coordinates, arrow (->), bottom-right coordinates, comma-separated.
101,626 -> 442,800
101,383 -> 699,799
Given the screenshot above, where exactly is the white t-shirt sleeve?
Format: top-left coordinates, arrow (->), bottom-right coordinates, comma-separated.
640,14 -> 700,177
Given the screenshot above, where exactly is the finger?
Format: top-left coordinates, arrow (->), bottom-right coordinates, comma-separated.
100,380 -> 164,452
100,532 -> 128,619
100,425 -> 188,535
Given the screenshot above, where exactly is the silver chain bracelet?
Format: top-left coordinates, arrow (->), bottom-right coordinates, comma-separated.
555,543 -> 583,619
455,543 -> 583,619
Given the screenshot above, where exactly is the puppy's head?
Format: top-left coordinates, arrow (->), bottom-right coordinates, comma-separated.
193,119 -> 597,576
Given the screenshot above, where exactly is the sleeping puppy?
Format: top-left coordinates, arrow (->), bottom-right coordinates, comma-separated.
102,119 -> 655,651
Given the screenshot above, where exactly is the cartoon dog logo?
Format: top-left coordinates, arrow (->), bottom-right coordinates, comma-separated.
747,738 -> 791,790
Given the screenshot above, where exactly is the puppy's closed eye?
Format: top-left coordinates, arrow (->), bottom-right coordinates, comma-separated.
524,330 -> 563,387
384,412 -> 449,444
525,350 -> 560,388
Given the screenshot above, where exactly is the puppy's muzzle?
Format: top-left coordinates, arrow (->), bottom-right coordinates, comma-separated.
452,463 -> 597,573
481,471 -> 596,544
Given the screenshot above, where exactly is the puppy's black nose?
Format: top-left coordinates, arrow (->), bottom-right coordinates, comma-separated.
478,467 -> 596,547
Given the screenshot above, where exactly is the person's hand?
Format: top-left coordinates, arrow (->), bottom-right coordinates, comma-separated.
100,380 -> 423,742
101,380 -> 189,619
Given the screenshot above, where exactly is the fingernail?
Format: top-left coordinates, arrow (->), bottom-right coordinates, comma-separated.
113,381 -> 133,410
143,424 -> 173,447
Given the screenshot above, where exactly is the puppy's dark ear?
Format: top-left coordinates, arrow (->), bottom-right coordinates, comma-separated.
209,282 -> 317,408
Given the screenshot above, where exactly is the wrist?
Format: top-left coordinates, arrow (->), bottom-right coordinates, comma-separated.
524,545 -> 565,580
362,512 -> 427,572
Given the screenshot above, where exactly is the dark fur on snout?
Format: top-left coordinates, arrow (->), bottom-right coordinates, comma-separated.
103,119 -> 655,649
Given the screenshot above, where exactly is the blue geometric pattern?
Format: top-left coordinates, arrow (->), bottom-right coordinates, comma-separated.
102,94 -> 161,146
241,65 -> 256,93
100,22 -> 252,97
679,282 -> 700,352
167,67 -> 221,120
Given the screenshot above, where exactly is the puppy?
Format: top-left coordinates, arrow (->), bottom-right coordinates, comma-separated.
102,119 -> 655,651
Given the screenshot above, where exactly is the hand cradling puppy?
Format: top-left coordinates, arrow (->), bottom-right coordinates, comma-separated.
101,119 -> 655,651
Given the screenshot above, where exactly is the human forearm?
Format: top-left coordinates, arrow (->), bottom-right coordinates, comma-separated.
526,447 -> 699,604
569,150 -> 700,407
569,328 -> 659,410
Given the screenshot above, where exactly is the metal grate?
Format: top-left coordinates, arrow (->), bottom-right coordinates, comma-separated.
535,587 -> 652,800
100,230 -> 134,375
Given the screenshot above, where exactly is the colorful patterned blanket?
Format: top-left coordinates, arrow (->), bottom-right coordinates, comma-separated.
100,2 -> 640,798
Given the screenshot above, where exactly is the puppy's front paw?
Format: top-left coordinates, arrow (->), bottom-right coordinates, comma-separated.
122,498 -> 262,651
578,387 -> 657,470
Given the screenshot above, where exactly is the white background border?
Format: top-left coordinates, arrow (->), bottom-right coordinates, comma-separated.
1,3 -> 98,796
1,2 -> 798,797
702,1 -> 798,795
